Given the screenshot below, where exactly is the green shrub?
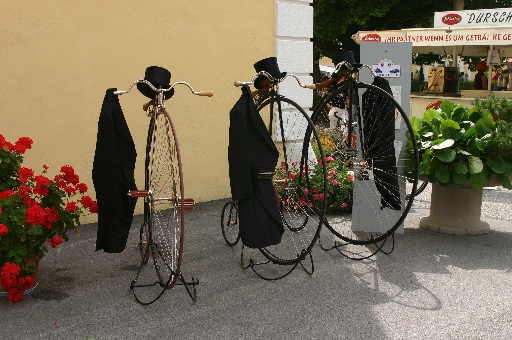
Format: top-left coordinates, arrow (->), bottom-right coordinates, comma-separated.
405,100 -> 512,189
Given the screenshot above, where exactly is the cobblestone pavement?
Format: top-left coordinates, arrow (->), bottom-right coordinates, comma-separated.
1,189 -> 512,340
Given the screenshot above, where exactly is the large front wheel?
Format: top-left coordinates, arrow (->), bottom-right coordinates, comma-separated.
311,80 -> 419,245
131,108 -> 185,305
255,95 -> 327,265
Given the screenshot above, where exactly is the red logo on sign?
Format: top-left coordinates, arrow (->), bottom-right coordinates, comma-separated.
441,13 -> 462,25
426,101 -> 442,110
361,34 -> 381,42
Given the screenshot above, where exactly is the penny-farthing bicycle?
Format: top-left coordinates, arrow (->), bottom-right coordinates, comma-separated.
222,70 -> 328,279
114,67 -> 213,304
307,60 -> 419,258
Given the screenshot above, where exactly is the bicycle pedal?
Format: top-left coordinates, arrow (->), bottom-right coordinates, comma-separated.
178,198 -> 195,211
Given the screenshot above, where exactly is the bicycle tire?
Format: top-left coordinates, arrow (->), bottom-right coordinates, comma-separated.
139,120 -> 154,265
131,107 -> 185,304
221,200 -> 240,246
139,223 -> 150,265
255,94 -> 327,265
310,80 -> 419,245
406,180 -> 428,201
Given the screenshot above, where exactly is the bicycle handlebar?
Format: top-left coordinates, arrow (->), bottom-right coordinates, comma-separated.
114,79 -> 213,97
234,72 -> 315,90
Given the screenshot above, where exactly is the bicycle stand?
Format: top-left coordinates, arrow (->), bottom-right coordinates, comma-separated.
173,272 -> 199,302
318,233 -> 395,260
130,266 -> 199,305
239,245 -> 314,281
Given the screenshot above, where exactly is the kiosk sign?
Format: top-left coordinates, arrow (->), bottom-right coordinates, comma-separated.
434,8 -> 512,28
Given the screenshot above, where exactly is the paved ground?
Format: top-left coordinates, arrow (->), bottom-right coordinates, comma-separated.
1,187 -> 512,340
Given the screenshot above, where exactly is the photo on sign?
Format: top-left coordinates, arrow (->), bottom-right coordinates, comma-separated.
372,59 -> 401,78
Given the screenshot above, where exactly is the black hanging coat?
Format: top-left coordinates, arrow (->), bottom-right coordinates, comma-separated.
92,88 -> 138,253
228,85 -> 284,248
361,77 -> 401,210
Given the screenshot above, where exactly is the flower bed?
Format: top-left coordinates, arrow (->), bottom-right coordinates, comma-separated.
275,126 -> 354,215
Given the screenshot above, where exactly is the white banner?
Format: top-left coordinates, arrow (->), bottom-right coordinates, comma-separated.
434,8 -> 512,28
353,27 -> 512,47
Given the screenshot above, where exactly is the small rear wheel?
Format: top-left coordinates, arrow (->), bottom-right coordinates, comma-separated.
221,200 -> 240,246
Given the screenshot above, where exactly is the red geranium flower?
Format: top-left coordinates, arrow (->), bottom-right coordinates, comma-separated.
60,165 -> 79,185
0,263 -> 21,290
33,175 -> 51,196
25,204 -> 46,225
17,276 -> 34,290
0,224 -> 8,237
76,183 -> 88,194
13,137 -> 33,154
88,201 -> 98,213
7,288 -> 24,303
0,190 -> 14,200
22,196 -> 37,206
48,235 -> 62,248
66,201 -> 78,212
80,195 -> 94,208
0,134 -> 14,151
43,207 -> 59,229
18,167 -> 34,183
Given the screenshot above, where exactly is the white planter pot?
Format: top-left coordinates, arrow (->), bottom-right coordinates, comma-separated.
419,182 -> 490,235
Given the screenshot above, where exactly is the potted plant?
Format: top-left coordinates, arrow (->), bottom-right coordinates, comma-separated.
405,98 -> 512,234
0,134 -> 98,303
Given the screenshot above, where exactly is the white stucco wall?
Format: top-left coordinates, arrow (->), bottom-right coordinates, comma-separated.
275,0 -> 314,108
274,0 -> 314,165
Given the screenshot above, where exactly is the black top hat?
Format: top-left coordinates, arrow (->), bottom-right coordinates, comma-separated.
137,66 -> 175,100
331,51 -> 362,77
253,57 -> 287,89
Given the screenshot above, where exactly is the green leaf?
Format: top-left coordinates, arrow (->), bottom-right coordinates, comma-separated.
496,174 -> 512,189
439,100 -> 454,117
451,105 -> 466,122
480,108 -> 495,129
423,108 -> 441,124
475,120 -> 492,138
474,134 -> 491,151
486,156 -> 506,174
459,120 -> 474,130
464,126 -> 477,139
502,160 -> 512,177
470,172 -> 487,188
467,107 -> 482,123
452,162 -> 468,175
468,156 -> 483,174
435,149 -> 456,162
29,225 -> 44,235
442,127 -> 461,140
435,165 -> 451,183
432,139 -> 455,149
453,173 -> 468,184
440,118 -> 459,132
420,141 -> 432,150
410,116 -> 423,132
456,149 -> 472,156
